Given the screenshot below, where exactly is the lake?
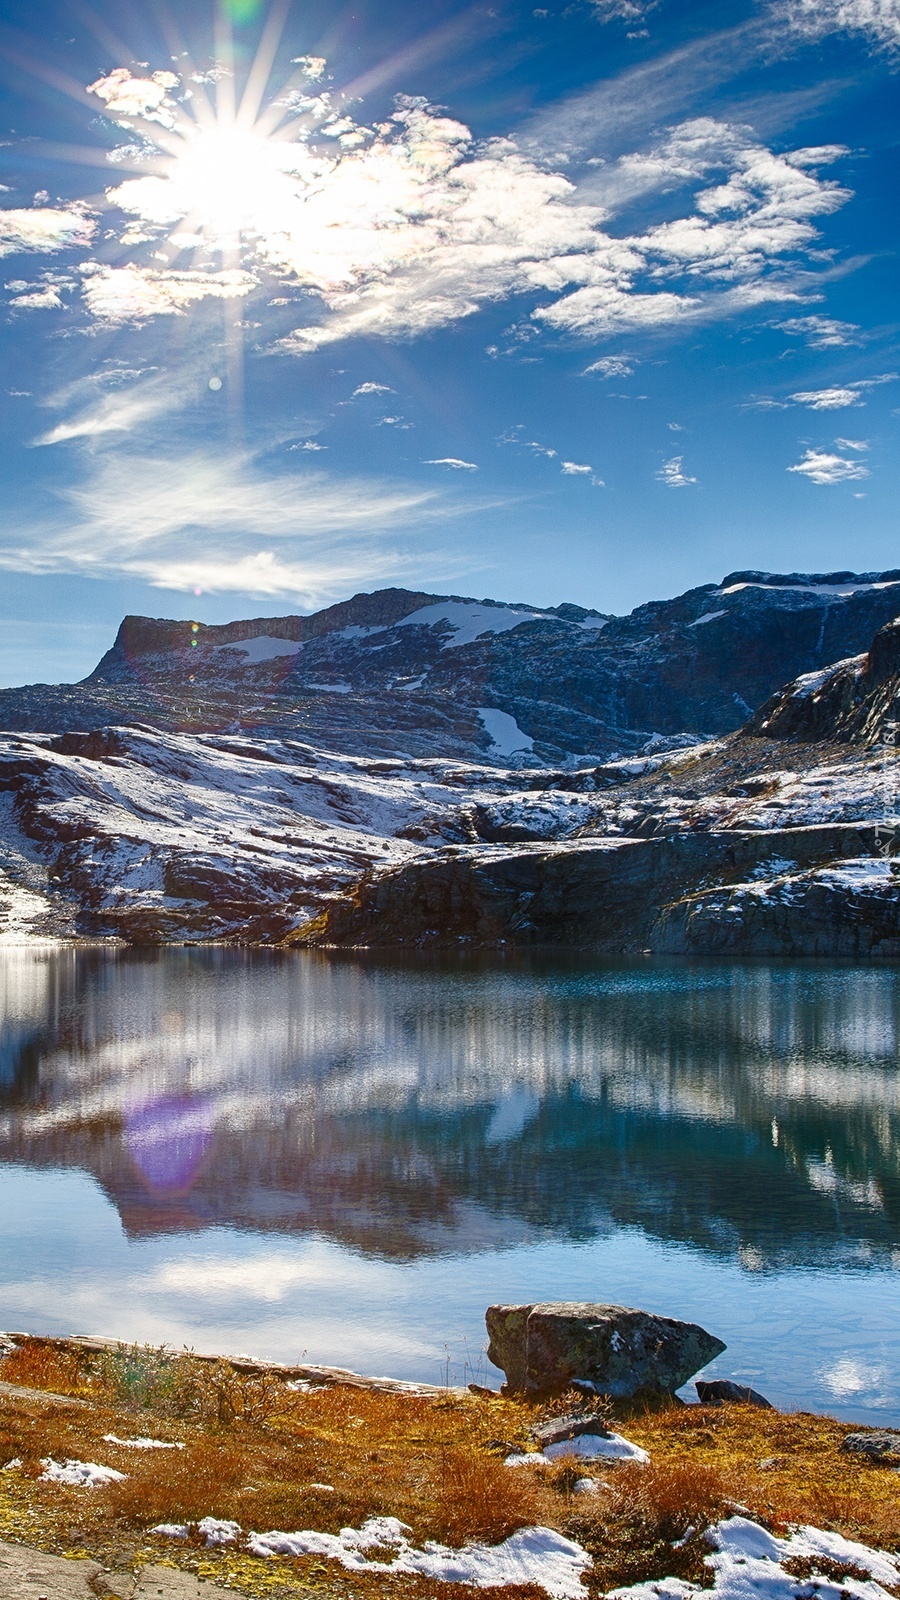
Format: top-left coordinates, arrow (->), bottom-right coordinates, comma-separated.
1,948 -> 898,1422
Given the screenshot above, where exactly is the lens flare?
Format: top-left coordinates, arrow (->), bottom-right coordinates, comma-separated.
222,0 -> 264,23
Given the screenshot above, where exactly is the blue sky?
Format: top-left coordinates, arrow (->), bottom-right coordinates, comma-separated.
0,0 -> 897,685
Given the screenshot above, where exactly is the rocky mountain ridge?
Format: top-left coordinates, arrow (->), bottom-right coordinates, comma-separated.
4,568 -> 900,763
0,569 -> 899,956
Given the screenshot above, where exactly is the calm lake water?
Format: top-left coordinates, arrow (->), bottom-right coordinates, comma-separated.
1,948 -> 898,1423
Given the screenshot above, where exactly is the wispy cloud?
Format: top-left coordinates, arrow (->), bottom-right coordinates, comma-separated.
588,0 -> 658,25
353,382 -> 394,395
35,368 -> 202,446
424,457 -> 478,469
658,455 -> 697,486
775,0 -> 900,53
0,445 -> 482,603
749,371 -> 898,410
787,447 -> 870,484
789,385 -> 863,409
774,313 -> 863,347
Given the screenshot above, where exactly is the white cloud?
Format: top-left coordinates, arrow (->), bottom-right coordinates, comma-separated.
0,206 -> 95,259
787,447 -> 870,484
75,64 -> 854,351
561,461 -> 593,474
789,385 -> 862,408
582,355 -> 636,377
834,436 -> 869,448
775,313 -> 862,347
87,68 -> 180,127
777,0 -> 900,52
658,455 -> 697,486
424,457 -> 478,469
291,56 -> 327,81
8,285 -> 64,310
353,382 -> 394,395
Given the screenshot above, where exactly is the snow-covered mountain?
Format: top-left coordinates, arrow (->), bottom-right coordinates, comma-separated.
1,570 -> 899,955
3,569 -> 900,762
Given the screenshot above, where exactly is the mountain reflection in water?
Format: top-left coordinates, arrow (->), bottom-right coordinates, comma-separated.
1,948 -> 898,1270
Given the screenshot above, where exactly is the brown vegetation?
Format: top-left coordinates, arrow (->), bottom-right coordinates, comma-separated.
1,1340 -> 899,1600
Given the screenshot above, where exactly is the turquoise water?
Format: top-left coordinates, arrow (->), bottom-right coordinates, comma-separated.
0,948 -> 898,1421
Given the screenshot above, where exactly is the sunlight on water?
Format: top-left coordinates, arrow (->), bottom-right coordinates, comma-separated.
0,948 -> 898,1420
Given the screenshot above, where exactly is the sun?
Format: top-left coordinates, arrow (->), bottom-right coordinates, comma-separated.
161,122 -> 308,250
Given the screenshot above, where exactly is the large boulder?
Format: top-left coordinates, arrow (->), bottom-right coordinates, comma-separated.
486,1302 -> 725,1398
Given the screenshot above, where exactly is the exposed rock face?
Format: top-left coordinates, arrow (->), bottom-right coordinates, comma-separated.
749,616 -> 900,745
485,1302 -> 726,1397
305,823 -> 893,955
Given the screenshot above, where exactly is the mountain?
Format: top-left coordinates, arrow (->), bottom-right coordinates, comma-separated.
3,569 -> 900,762
1,569 -> 899,956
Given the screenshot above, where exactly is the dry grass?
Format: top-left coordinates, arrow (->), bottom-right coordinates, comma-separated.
2,1342 -> 900,1600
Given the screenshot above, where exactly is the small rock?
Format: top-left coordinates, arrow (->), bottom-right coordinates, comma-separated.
486,1301 -> 725,1398
841,1431 -> 900,1460
696,1380 -> 773,1409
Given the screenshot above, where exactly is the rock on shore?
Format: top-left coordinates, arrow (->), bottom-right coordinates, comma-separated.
486,1302 -> 726,1398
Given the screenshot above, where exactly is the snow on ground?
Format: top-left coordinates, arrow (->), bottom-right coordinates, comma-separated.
506,1432 -> 649,1466
397,602 -> 543,649
0,725 -> 643,937
39,1457 -> 126,1487
689,611 -> 727,628
212,637 -> 301,665
477,709 -> 535,758
251,1517 -> 589,1596
610,1515 -> 900,1600
0,870 -> 55,943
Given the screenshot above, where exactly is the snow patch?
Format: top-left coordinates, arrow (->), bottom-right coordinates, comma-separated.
40,1457 -> 127,1487
199,1517 -> 241,1546
506,1432 -> 648,1466
478,708 -> 534,757
398,602 -> 542,649
610,1514 -> 900,1600
689,610 -> 727,628
248,1517 -> 589,1597
212,636 -> 301,665
789,657 -> 861,698
720,581 -> 900,598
